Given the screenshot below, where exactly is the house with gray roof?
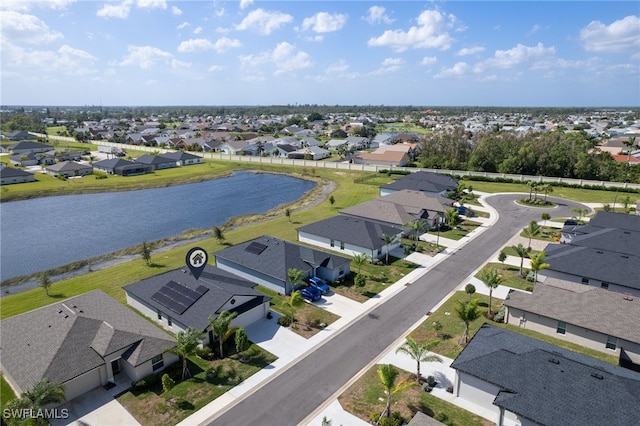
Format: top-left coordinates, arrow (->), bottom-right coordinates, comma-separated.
158,151 -> 202,166
45,161 -> 93,178
451,324 -> 640,426
380,171 -> 458,196
135,154 -> 178,170
124,266 -> 270,346
0,167 -> 35,185
214,235 -> 351,294
340,189 -> 453,231
504,278 -> 640,371
92,158 -> 152,176
0,290 -> 177,403
297,215 -> 403,260
9,140 -> 52,155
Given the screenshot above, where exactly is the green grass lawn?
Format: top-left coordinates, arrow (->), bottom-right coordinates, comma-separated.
338,366 -> 492,426
117,344 -> 276,426
475,263 -> 532,291
437,220 -> 483,241
1,374 -> 17,406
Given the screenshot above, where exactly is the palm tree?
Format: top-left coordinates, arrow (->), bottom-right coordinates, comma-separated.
209,310 -> 238,359
351,253 -> 368,276
381,233 -> 396,265
541,184 -> 553,203
395,337 -> 442,383
286,268 -> 306,294
624,136 -> 637,162
375,364 -> 417,424
212,226 -> 225,244
513,243 -> 529,276
5,379 -> 66,425
541,212 -> 551,226
522,220 -> 541,249
529,251 -> 550,284
404,220 -> 427,251
527,181 -> 537,201
479,268 -> 503,316
175,327 -> 204,380
455,299 -> 481,344
39,272 -> 52,297
288,290 -> 305,324
444,208 -> 459,229
141,241 -> 152,266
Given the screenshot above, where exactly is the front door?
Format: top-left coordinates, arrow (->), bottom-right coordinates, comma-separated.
111,359 -> 120,375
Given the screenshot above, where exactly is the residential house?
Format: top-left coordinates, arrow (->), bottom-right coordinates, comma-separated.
450,324 -> 640,426
505,278 -> 640,371
376,142 -> 419,160
542,211 -> 640,295
158,151 -> 203,166
9,141 -> 52,155
214,235 -> 351,294
93,158 -> 152,176
6,131 -> 37,141
288,146 -> 331,160
219,139 -> 252,155
0,290 -> 177,403
9,152 -> 55,167
380,171 -> 458,196
135,154 -> 178,170
354,150 -> 410,167
340,189 -> 453,231
297,215 -> 403,260
46,161 -> 93,178
0,167 -> 35,185
124,266 -> 271,346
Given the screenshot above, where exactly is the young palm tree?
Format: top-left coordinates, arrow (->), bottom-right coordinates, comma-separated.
286,268 -> 306,294
175,327 -> 204,380
351,253 -> 368,276
455,299 -> 481,344
479,268 -> 503,316
375,364 -> 417,424
288,290 -> 305,324
212,226 -> 225,244
522,221 -> 541,249
541,212 -> 551,226
512,243 -> 529,276
444,208 -> 459,229
5,378 -> 66,425
381,233 -> 396,265
39,272 -> 52,297
395,337 -> 442,383
209,310 -> 238,358
541,184 -> 553,203
529,251 -> 550,283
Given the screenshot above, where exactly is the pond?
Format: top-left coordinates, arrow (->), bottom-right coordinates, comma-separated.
0,171 -> 315,281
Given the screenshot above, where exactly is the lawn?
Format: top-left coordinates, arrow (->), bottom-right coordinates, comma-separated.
437,220 -> 483,241
519,225 -> 561,243
117,344 -> 276,426
338,366 -> 492,426
475,263 -> 532,291
1,374 -> 16,406
256,286 -> 339,339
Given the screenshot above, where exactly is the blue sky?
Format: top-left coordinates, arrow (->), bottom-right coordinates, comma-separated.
1,1 -> 638,107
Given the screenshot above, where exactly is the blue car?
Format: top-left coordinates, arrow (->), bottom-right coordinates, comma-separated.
299,286 -> 322,302
307,276 -> 330,295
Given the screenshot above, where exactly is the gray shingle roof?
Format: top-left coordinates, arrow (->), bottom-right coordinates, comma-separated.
0,167 -> 33,178
381,171 -> 458,193
124,266 -> 270,331
588,211 -> 640,231
451,324 -> 640,426
214,235 -> 351,283
297,216 -> 401,250
46,161 -> 92,172
504,279 -> 640,343
135,154 -> 176,165
0,290 -> 176,392
159,151 -> 201,161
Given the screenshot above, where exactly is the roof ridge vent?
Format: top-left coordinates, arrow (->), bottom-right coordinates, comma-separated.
548,358 -> 560,364
590,373 -> 604,380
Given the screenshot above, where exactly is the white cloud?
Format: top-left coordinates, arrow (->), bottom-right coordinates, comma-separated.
326,60 -> 350,74
137,0 -> 166,9
527,24 -> 541,36
420,56 -> 437,66
213,37 -> 242,53
368,9 -> 459,52
235,8 -> 293,35
371,57 -> 404,75
193,26 -> 202,34
301,12 -> 347,33
579,15 -> 640,53
208,65 -> 223,72
118,45 -> 172,68
0,11 -> 63,44
4,43 -> 97,75
0,0 -> 76,12
364,6 -> 393,25
239,42 -> 312,76
171,6 -> 182,16
239,0 -> 253,10
456,46 -> 485,56
97,0 -> 133,19
477,42 -> 556,71
177,22 -> 190,30
171,59 -> 191,69
434,62 -> 471,79
177,38 -> 214,53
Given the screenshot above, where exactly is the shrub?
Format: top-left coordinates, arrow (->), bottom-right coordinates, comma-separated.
131,379 -> 147,391
465,283 -> 476,296
525,271 -> 535,282
161,373 -> 175,393
174,398 -> 193,410
277,314 -> 293,327
426,375 -> 437,388
354,273 -> 367,288
368,411 -> 404,426
494,305 -> 506,323
196,346 -> 214,360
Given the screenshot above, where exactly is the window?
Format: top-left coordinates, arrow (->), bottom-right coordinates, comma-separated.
151,354 -> 164,371
581,277 -> 589,284
168,317 -> 172,327
340,241 -> 345,250
157,309 -> 162,320
330,239 -> 335,247
601,282 -> 609,289
606,336 -> 617,350
556,321 -> 567,335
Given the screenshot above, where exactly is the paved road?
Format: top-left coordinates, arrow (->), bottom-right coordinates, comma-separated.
207,194 -> 588,426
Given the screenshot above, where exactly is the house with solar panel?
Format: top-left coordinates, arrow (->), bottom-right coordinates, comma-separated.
214,235 -> 351,295
124,266 -> 271,345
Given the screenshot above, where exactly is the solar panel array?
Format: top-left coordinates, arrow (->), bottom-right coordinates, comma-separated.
151,280 -> 209,315
245,241 -> 268,255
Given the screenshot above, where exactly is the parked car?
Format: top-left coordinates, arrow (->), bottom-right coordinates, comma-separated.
307,276 -> 330,295
299,286 -> 322,302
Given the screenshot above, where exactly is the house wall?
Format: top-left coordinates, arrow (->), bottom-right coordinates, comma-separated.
456,372 -> 501,423
298,231 -> 379,259
219,297 -> 270,329
0,175 -> 35,185
216,258 -> 289,294
63,367 -> 103,402
540,271 -> 640,296
506,306 -> 640,361
317,263 -> 350,283
126,352 -> 179,382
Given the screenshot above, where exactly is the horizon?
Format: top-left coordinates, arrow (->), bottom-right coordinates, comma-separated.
1,1 -> 638,107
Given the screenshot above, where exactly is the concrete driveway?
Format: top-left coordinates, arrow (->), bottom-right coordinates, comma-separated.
51,387 -> 139,426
